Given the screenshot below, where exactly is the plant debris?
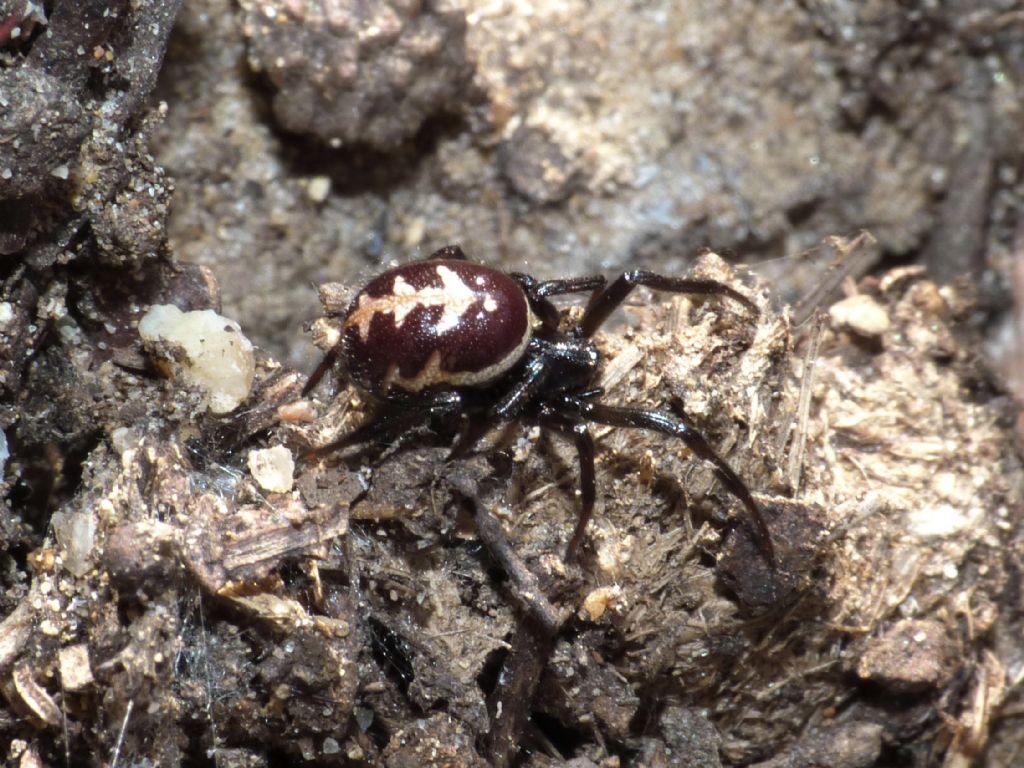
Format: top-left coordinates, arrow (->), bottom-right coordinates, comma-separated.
2,1 -> 1023,765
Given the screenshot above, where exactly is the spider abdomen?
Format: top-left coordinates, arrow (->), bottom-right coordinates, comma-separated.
342,259 -> 533,398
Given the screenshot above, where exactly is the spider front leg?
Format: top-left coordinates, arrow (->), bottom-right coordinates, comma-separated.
451,336 -> 600,458
446,345 -> 554,461
580,269 -> 757,337
558,399 -> 774,565
447,352 -> 553,461
511,272 -> 606,331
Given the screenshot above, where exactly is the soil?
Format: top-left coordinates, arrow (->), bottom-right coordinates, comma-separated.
2,1 -> 1023,766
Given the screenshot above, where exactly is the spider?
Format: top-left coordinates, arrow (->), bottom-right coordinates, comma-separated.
302,245 -> 773,564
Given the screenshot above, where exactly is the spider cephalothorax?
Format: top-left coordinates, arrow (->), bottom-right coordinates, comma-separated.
304,245 -> 773,564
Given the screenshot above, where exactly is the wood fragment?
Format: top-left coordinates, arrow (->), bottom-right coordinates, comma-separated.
485,620 -> 556,768
0,600 -> 35,674
10,664 -> 61,727
788,310 -> 825,491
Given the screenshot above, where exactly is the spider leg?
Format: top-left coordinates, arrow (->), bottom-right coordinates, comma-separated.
511,273 -> 607,331
302,344 -> 342,397
539,412 -> 596,561
533,275 -> 607,298
450,335 -> 598,459
447,411 -> 498,459
494,354 -> 550,419
510,273 -> 562,330
580,270 -> 757,338
447,340 -> 562,460
510,273 -> 606,299
304,410 -> 417,459
491,337 -> 597,419
428,244 -> 468,260
305,391 -> 463,460
559,399 -> 774,564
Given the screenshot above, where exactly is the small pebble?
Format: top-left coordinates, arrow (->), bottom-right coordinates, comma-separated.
829,294 -> 890,338
277,400 -> 317,423
58,645 -> 95,692
139,304 -> 256,413
306,175 -> 331,203
581,585 -> 623,621
248,445 -> 296,493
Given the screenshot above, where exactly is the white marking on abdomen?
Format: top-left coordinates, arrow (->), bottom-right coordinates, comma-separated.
347,265 -> 492,340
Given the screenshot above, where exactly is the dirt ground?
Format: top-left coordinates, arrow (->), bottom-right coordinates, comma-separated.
2,1 -> 1024,766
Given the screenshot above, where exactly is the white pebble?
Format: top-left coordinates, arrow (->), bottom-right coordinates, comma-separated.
247,445 -> 296,493
51,509 -> 97,577
829,294 -> 890,337
306,176 -> 331,203
138,304 -> 255,413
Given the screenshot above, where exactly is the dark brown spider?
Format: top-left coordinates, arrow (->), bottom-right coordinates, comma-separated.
303,245 -> 773,565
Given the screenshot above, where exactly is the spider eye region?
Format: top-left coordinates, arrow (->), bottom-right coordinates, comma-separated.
342,259 -> 532,397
